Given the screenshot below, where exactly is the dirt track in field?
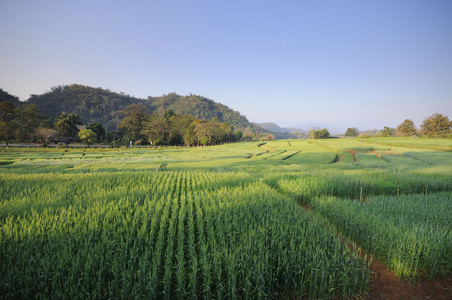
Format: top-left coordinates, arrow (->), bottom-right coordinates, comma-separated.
300,204 -> 452,299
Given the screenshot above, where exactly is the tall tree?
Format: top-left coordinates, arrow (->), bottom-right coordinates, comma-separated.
35,128 -> 58,145
195,121 -> 218,145
184,122 -> 198,146
78,129 -> 97,146
0,102 -> 16,145
421,113 -> 451,138
0,89 -> 21,106
55,112 -> 83,137
380,126 -> 396,137
141,116 -> 170,145
397,119 -> 417,137
87,122 -> 106,142
168,115 -> 196,145
118,103 -> 149,142
164,109 -> 175,120
345,127 -> 359,137
13,104 -> 45,142
310,128 -> 330,139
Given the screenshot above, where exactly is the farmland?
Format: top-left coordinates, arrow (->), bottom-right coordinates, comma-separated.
1,138 -> 451,299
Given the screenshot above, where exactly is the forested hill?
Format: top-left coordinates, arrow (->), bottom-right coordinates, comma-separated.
147,93 -> 252,131
256,122 -> 308,139
26,85 -> 146,131
25,84 -> 255,131
0,89 -> 21,106
257,122 -> 292,133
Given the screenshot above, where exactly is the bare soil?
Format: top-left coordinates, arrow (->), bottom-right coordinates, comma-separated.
344,149 -> 397,162
300,205 -> 452,299
351,242 -> 452,300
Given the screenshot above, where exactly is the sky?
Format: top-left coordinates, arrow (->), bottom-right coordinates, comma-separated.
1,0 -> 451,131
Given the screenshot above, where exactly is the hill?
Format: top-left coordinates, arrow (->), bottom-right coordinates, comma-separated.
0,89 -> 21,106
147,93 -> 253,131
256,122 -> 308,139
256,122 -> 291,133
25,84 -> 258,132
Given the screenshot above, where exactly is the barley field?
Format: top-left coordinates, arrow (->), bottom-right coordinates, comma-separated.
1,138 -> 451,299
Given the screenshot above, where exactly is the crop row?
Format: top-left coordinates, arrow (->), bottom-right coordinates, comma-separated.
311,193 -> 452,279
1,171 -> 369,299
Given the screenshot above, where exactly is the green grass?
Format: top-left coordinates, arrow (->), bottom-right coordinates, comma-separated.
0,138 -> 451,298
0,171 -> 369,299
312,193 -> 452,279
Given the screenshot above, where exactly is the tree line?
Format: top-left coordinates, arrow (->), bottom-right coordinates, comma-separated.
1,85 -> 451,144
117,104 -> 243,146
0,100 -> 245,146
344,114 -> 452,138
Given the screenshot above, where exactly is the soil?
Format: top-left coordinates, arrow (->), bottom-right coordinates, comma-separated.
299,205 -> 452,299
346,149 -> 358,162
344,149 -> 398,162
352,243 -> 452,300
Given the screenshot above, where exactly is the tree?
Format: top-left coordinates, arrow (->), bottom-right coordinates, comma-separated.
118,104 -> 149,142
380,126 -> 396,137
55,112 -> 83,137
242,126 -> 255,141
164,109 -> 175,120
345,127 -> 358,137
194,121 -> 217,146
310,128 -> 330,139
0,101 -> 16,145
397,119 -> 417,137
36,128 -> 58,145
184,122 -> 198,146
78,129 -> 97,146
216,122 -> 234,143
13,104 -> 45,142
141,116 -> 170,145
420,113 -> 451,138
233,130 -> 242,141
0,89 -> 21,106
87,123 -> 106,142
168,115 -> 196,145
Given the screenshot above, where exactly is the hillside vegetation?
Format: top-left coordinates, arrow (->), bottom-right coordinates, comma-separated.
26,84 -> 256,132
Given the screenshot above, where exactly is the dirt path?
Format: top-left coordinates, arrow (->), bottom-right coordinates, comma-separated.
345,149 -> 358,162
351,242 -> 452,299
344,149 -> 397,162
300,205 -> 452,299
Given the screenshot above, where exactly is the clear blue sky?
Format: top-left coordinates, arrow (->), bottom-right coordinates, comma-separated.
1,0 -> 451,131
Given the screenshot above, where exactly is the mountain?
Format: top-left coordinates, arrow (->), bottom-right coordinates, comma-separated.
25,84 -> 257,132
255,122 -> 308,139
0,89 -> 21,106
147,93 -> 252,131
285,127 -> 307,134
301,124 -> 344,136
307,126 -> 321,132
256,122 -> 291,133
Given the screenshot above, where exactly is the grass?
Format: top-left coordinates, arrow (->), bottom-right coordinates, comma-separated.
0,137 -> 451,298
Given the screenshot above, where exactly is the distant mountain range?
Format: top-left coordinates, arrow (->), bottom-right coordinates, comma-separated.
256,122 -> 345,137
255,122 -> 305,133
255,122 -> 308,139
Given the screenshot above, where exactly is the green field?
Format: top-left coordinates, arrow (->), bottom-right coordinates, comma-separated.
1,138 -> 451,299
